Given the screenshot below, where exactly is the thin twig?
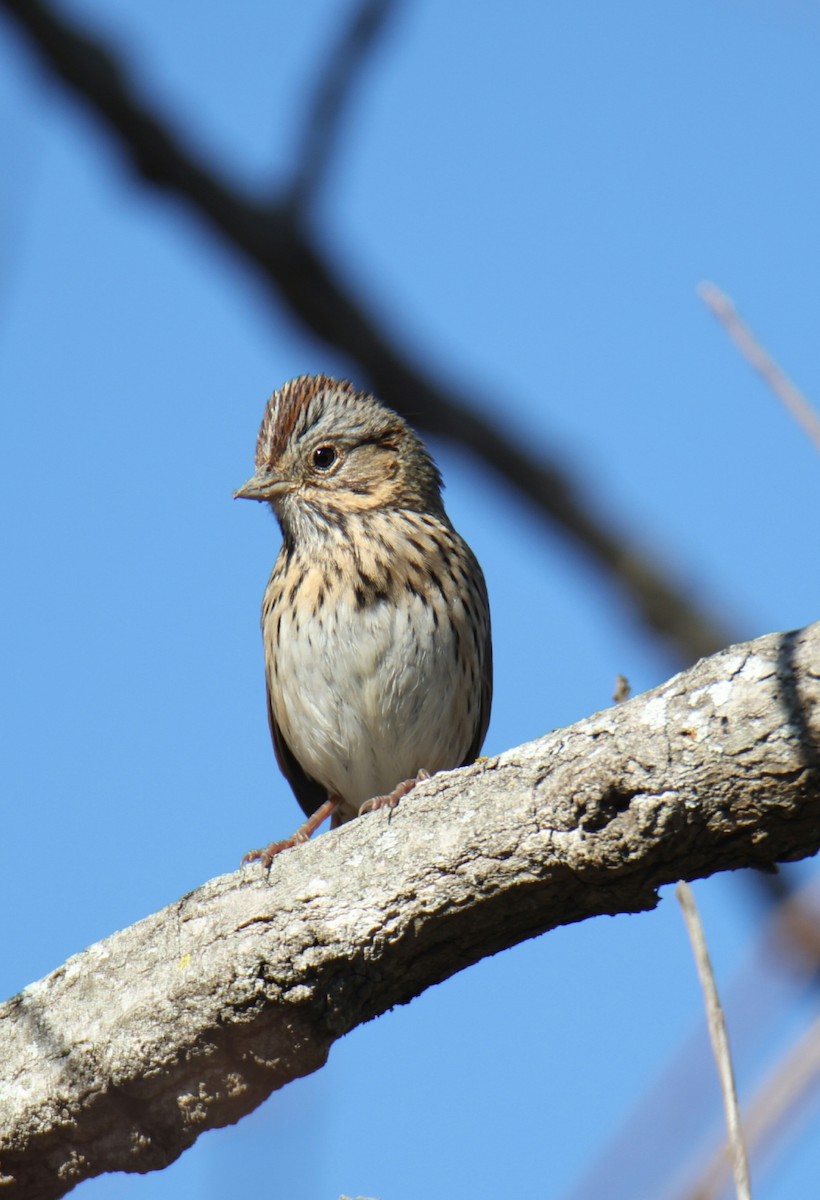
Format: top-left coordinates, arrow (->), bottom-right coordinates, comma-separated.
692,1009 -> 820,1200
612,674 -> 631,703
699,281 -> 820,455
563,879 -> 820,1200
677,881 -> 752,1200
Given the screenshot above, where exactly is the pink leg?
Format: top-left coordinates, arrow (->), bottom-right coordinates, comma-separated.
358,769 -> 431,816
242,795 -> 341,868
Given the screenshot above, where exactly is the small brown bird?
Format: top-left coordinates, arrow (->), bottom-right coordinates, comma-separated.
235,375 -> 492,865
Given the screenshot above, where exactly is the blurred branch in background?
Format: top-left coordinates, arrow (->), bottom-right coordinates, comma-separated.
565,881 -> 820,1200
0,0 -> 738,665
688,1008 -> 820,1200
285,0 -> 397,214
679,883 -> 820,1200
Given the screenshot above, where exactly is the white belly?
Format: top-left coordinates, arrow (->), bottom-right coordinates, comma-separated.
268,591 -> 471,814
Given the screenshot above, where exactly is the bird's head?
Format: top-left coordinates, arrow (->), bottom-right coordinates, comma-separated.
234,376 -> 444,536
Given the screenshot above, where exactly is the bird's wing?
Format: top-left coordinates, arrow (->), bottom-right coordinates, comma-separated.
461,615 -> 493,768
266,679 -> 328,819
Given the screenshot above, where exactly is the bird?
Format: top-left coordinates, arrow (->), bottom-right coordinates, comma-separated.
234,375 -> 492,866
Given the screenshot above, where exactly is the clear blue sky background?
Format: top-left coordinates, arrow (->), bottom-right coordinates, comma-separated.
1,2 -> 819,1197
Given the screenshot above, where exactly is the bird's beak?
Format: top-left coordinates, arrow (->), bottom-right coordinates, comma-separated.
233,470 -> 292,502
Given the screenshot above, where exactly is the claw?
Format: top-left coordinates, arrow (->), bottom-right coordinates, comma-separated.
358,769 -> 431,816
242,795 -> 340,868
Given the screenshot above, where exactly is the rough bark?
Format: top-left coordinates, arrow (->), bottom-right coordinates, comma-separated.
1,624 -> 819,1198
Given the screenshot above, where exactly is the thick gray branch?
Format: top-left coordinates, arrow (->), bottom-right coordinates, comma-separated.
1,625 -> 818,1198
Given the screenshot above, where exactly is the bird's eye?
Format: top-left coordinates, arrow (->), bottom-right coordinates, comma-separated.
311,445 -> 337,471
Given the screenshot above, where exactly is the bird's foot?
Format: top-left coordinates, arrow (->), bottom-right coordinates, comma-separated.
241,832 -> 309,869
242,795 -> 340,868
358,769 -> 431,817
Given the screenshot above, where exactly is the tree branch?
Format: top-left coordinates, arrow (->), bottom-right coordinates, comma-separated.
2,625 -> 819,1199
699,282 -> 820,456
0,0 -> 737,663
286,0 -> 398,213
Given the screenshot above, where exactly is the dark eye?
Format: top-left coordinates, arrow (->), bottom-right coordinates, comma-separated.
312,445 -> 337,471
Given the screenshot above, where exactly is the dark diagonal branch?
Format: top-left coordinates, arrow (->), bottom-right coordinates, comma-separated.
1,624 -> 819,1199
0,0 -> 737,663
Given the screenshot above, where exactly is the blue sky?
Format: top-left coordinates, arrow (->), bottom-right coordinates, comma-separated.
1,2 -> 819,1197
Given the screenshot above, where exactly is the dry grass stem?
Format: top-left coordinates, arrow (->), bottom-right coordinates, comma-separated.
677,881 -> 752,1200
694,1009 -> 820,1199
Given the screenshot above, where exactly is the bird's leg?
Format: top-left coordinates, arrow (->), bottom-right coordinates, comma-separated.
242,794 -> 341,868
358,769 -> 431,816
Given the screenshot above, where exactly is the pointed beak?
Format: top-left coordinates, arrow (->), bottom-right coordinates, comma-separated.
233,470 -> 292,502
